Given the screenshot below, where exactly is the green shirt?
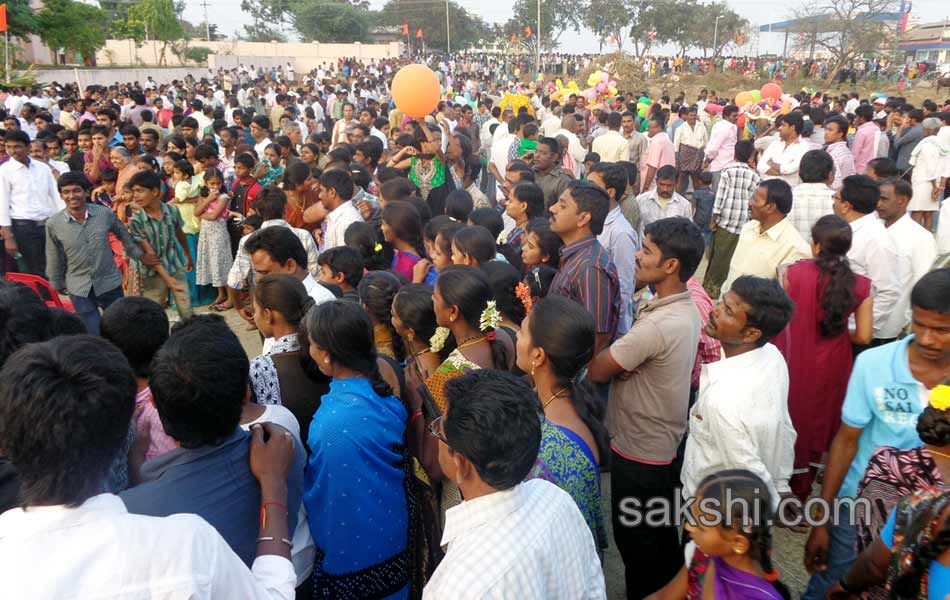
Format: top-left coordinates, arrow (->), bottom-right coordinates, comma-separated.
128,202 -> 186,278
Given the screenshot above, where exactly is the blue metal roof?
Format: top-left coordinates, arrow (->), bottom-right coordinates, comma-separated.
759,12 -> 903,33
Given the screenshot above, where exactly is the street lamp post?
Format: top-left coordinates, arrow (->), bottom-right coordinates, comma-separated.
446,0 -> 451,54
712,15 -> 724,57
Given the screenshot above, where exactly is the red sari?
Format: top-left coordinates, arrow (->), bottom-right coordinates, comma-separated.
772,259 -> 871,501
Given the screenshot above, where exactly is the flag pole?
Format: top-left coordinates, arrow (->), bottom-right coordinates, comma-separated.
4,30 -> 8,85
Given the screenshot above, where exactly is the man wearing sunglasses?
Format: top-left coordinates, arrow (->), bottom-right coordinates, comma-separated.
423,369 -> 606,599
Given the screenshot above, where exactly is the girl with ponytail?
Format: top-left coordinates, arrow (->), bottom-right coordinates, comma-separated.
772,214 -> 874,502
302,299 -> 411,598
516,296 -> 609,551
649,469 -> 790,600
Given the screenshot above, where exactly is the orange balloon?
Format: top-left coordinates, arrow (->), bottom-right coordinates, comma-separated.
391,64 -> 441,119
760,82 -> 783,100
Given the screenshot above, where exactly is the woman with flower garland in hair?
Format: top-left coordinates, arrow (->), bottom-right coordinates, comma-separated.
849,385 -> 950,600
648,469 -> 791,600
424,265 -> 515,511
517,296 -> 609,551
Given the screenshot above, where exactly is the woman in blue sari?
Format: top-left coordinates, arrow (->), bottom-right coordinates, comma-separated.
515,295 -> 609,550
303,300 -> 410,599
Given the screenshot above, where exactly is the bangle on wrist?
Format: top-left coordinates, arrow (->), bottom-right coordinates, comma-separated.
257,536 -> 293,547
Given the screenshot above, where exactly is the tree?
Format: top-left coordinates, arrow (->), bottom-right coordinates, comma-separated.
687,2 -> 748,57
507,0 -> 583,50
379,0 -> 489,51
127,0 -> 185,65
180,19 -> 222,41
36,0 -> 109,60
626,0 -> 669,57
791,0 -> 899,82
4,0 -> 38,40
584,0 -> 632,52
239,0 -> 290,40
295,2 -> 371,43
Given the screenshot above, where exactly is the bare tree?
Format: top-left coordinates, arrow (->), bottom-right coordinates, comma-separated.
791,0 -> 900,83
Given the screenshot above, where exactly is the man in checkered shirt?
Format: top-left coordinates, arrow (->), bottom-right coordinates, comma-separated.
423,370 -> 606,600
789,150 -> 836,242
703,140 -> 760,299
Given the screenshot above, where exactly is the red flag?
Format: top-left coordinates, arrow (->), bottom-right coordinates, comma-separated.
524,26 -> 532,38
648,29 -> 656,41
736,33 -> 744,45
402,23 -> 409,36
0,4 -> 8,34
416,28 -> 423,39
510,34 -> 517,43
610,35 -> 617,45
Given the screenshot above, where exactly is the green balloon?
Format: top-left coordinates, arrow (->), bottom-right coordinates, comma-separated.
751,90 -> 762,102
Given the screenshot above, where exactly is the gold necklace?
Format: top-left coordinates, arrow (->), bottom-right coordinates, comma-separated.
456,336 -> 486,351
412,347 -> 431,359
926,447 -> 950,460
542,387 -> 569,409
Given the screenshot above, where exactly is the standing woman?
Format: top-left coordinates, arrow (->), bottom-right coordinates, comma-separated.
773,214 -> 873,501
282,161 -> 320,232
254,142 -> 285,188
381,201 -> 426,281
299,142 -> 321,169
194,167 -> 234,309
303,300 -> 410,599
517,296 -> 609,551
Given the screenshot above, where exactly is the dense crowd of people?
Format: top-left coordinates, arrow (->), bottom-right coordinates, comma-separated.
0,55 -> 950,600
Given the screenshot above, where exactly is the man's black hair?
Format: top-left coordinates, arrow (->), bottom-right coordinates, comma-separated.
244,225 -> 307,269
101,297 -> 169,379
149,314 -> 248,448
588,162 -> 627,202
0,335 -> 136,507
656,164 -> 678,182
799,150 -> 835,184
730,276 -> 795,347
840,174 -> 880,214
443,369 -> 542,490
319,168 -> 355,201
911,268 -> 950,315
781,111 -> 804,135
318,246 -> 364,288
127,169 -> 162,190
468,207 -> 504,239
643,217 -> 706,282
567,180 -> 610,235
759,179 -> 794,215
867,157 -> 898,179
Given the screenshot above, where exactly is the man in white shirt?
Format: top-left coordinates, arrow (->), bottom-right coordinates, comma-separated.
834,174 -> 904,345
423,370 -> 606,600
790,149 -> 836,241
0,335 -> 299,599
490,119 -> 517,198
591,112 -> 630,163
555,114 -> 588,170
683,275 -> 796,507
0,130 -> 65,276
319,170 -> 363,251
876,178 -> 937,335
541,104 -> 562,138
703,105 -> 739,193
756,112 -> 810,187
251,115 -> 274,159
635,165 -> 693,240
479,106 -> 501,154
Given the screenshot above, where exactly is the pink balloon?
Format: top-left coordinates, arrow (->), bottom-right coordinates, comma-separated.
596,82 -> 607,93
704,103 -> 723,114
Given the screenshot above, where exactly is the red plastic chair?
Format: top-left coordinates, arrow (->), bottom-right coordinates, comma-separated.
4,272 -> 76,313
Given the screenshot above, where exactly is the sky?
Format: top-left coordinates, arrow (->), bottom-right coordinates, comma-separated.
179,0 -> 950,56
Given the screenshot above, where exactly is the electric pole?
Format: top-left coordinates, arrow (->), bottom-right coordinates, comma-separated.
202,0 -> 211,41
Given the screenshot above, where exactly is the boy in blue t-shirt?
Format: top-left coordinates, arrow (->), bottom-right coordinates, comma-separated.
802,269 -> 950,600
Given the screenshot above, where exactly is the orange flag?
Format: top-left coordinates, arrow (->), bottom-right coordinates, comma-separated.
510,34 -> 517,43
402,23 -> 409,36
524,26 -> 532,38
416,28 -> 423,39
0,4 -> 8,34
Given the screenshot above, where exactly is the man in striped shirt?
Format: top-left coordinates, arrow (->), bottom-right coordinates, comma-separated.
824,115 -> 855,191
703,140 -> 759,299
548,181 -> 620,354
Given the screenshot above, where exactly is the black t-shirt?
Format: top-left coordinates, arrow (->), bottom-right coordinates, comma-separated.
0,457 -> 20,513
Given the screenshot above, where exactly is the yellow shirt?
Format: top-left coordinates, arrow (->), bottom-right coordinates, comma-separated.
721,217 -> 811,297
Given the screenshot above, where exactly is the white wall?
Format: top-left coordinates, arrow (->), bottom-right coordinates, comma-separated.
34,68 -> 209,87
